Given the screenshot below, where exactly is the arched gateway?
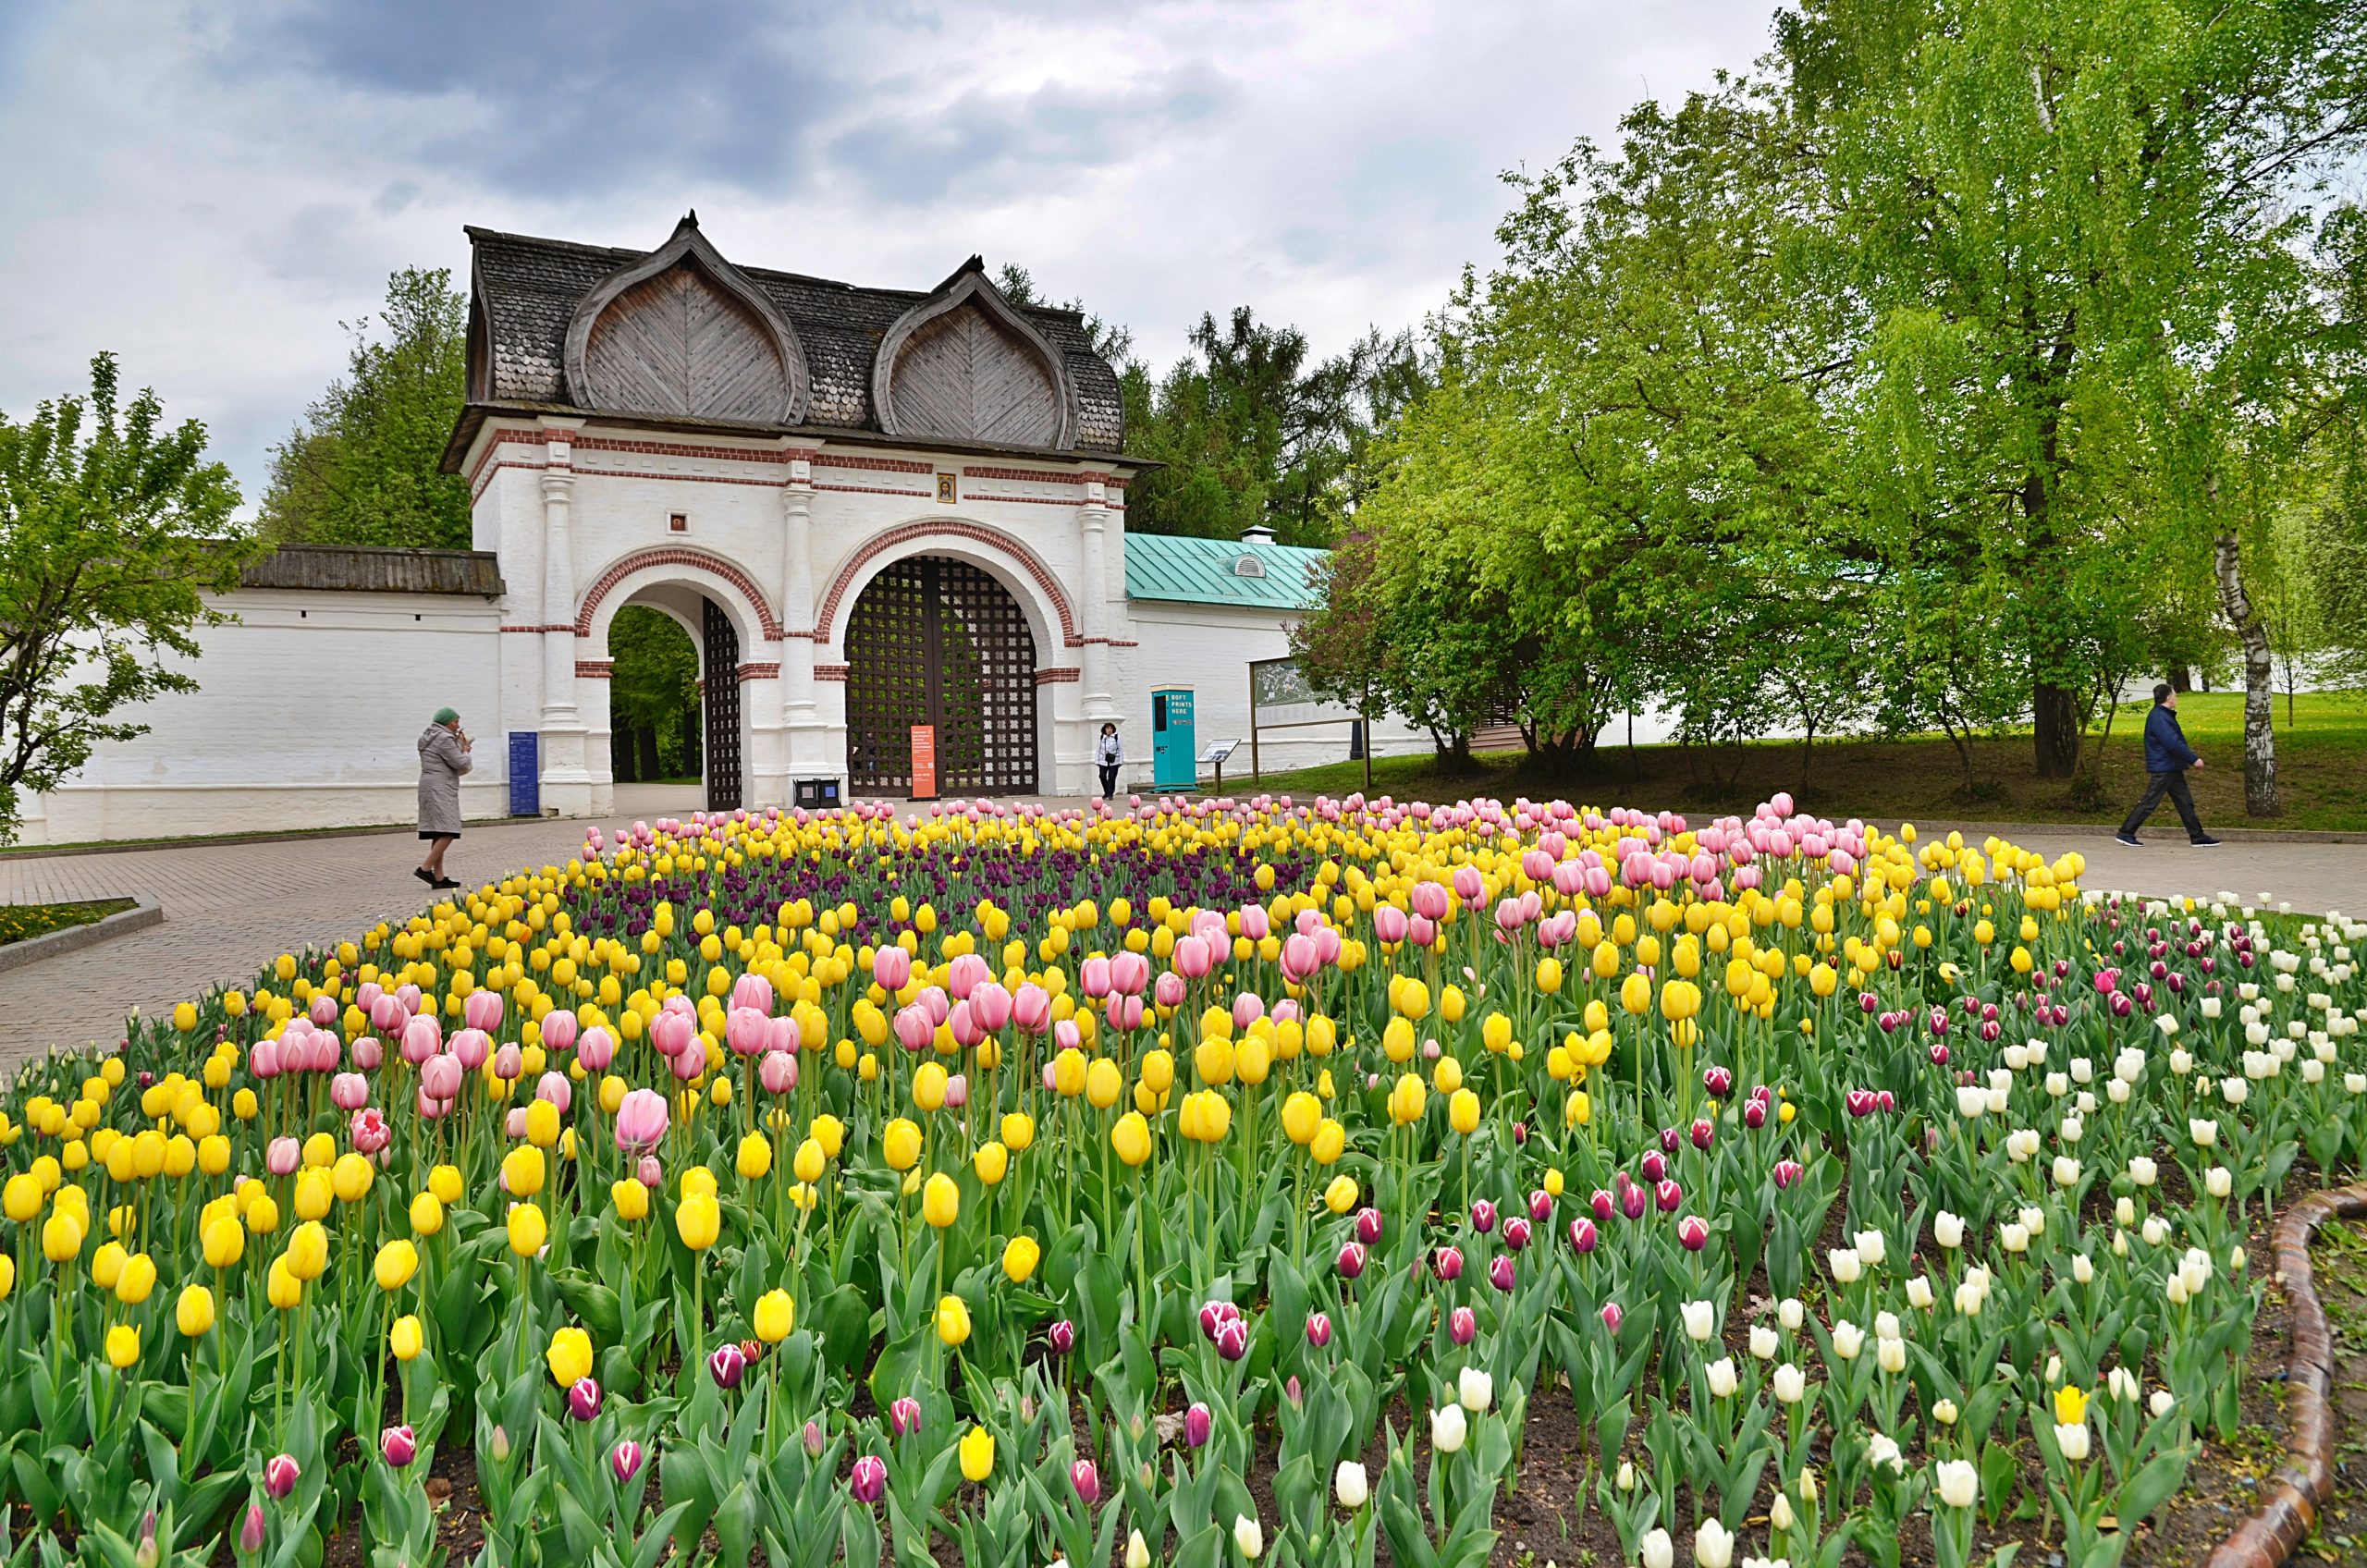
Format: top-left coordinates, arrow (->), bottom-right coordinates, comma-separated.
844,557 -> 1037,795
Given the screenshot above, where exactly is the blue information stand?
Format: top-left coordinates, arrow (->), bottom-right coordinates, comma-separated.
1152,687 -> 1196,790
509,731 -> 540,817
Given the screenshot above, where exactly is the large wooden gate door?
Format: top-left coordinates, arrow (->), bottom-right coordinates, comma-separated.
702,596 -> 742,810
845,557 -> 1037,795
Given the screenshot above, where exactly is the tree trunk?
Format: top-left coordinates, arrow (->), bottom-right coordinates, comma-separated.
2032,682 -> 2081,778
2214,531 -> 2280,817
637,725 -> 662,784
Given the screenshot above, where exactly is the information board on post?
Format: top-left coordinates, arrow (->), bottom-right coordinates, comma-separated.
909,725 -> 938,801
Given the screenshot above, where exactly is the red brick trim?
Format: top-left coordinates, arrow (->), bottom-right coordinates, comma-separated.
816,521 -> 1079,649
1035,667 -> 1081,684
501,623 -> 572,633
575,660 -> 614,680
816,452 -> 935,474
815,664 -> 850,681
963,465 -> 1083,484
816,482 -> 934,500
574,546 -> 785,640
736,662 -> 781,681
1077,635 -> 1139,647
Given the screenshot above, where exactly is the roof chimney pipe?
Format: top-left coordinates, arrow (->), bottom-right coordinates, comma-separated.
1241,523 -> 1277,545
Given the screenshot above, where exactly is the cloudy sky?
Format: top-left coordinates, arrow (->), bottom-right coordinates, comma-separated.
0,0 -> 1782,500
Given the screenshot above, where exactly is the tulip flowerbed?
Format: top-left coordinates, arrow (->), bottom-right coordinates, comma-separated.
1,793 -> 2362,1568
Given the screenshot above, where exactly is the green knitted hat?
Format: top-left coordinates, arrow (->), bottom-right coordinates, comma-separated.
432,707 -> 460,726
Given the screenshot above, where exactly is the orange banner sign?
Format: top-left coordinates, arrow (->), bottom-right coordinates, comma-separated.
910,725 -> 938,801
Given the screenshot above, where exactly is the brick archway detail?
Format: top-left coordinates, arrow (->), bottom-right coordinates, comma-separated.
573,546 -> 785,641
815,520 -> 1079,648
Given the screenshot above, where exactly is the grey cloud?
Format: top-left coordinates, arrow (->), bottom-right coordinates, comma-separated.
827,61 -> 1236,205
243,0 -> 847,197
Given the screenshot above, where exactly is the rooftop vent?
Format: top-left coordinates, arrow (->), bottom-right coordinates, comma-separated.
1241,524 -> 1278,545
1233,554 -> 1268,578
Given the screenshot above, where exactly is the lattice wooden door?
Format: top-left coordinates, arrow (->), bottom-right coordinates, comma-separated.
845,557 -> 1037,796
702,596 -> 742,810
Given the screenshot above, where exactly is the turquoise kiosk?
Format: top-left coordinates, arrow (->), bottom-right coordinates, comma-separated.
1152,687 -> 1196,790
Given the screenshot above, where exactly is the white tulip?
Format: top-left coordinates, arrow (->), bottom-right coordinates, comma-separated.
1999,1222 -> 2030,1254
2115,1196 -> 2137,1226
1617,1459 -> 1636,1490
1458,1365 -> 1493,1414
2201,996 -> 2222,1019
2205,1167 -> 2232,1198
1933,1211 -> 1965,1248
2170,1047 -> 2194,1075
1333,1461 -> 1368,1510
2044,1072 -> 2068,1099
2073,1252 -> 2094,1284
1866,1432 -> 1905,1474
2190,1118 -> 2218,1146
1954,1280 -> 1985,1317
1770,1493 -> 1795,1532
1855,1230 -> 1887,1268
2079,1089 -> 2099,1113
2005,1044 -> 2029,1072
1773,1362 -> 1806,1403
2182,1248 -> 2213,1293
2128,1156 -> 2157,1186
1988,1067 -> 2015,1094
2155,1013 -> 2180,1037
2165,1272 -> 2190,1306
1831,1320 -> 1863,1361
2056,1422 -> 2091,1462
2143,1215 -> 2169,1246
1707,1357 -> 1738,1399
2005,1130 -> 2041,1163
1682,1300 -> 1716,1341
1985,1085 -> 2012,1114
1932,1397 -> 1959,1426
2304,1060 -> 2326,1084
2053,1157 -> 2081,1189
1127,1534 -> 1150,1568
2107,1078 -> 2131,1105
1907,1275 -> 1935,1310
2070,1055 -> 2094,1084
1934,1458 -> 1978,1509
1955,1084 -> 1986,1120
2058,1114 -> 2083,1145
2020,1205 -> 2046,1237
2150,1389 -> 2176,1418
1695,1517 -> 1735,1568
2108,1366 -> 2140,1403
1877,1337 -> 1907,1374
1827,1247 -> 1862,1284
1641,1527 -> 1675,1568
1430,1403 -> 1466,1453
2348,1073 -> 2367,1095
1778,1297 -> 1805,1330
2045,1354 -> 2062,1385
2222,1077 -> 2250,1107
1233,1513 -> 1263,1561
1750,1324 -> 1779,1360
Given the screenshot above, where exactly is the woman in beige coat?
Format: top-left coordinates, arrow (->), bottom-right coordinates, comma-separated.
416,707 -> 472,890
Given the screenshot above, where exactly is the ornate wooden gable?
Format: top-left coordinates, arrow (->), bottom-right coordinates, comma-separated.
561,215 -> 811,427
872,260 -> 1076,452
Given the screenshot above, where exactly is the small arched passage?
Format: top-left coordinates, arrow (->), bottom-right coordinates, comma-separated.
579,551 -> 777,812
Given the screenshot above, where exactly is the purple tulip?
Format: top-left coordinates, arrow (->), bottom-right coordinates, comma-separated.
1048,1319 -> 1076,1356
1434,1244 -> 1465,1281
1213,1317 -> 1249,1362
1336,1242 -> 1367,1280
803,1420 -> 825,1457
1449,1305 -> 1477,1345
890,1396 -> 921,1437
239,1503 -> 266,1555
1502,1216 -> 1532,1252
851,1454 -> 887,1503
1355,1207 -> 1384,1245
1071,1459 -> 1101,1505
1590,1189 -> 1615,1222
709,1342 -> 747,1390
1690,1118 -> 1714,1151
1655,1179 -> 1683,1213
1527,1188 -> 1552,1221
1658,1125 -> 1681,1155
569,1377 -> 602,1422
1568,1218 -> 1599,1254
1184,1402 -> 1213,1448
1489,1256 -> 1516,1292
1743,1098 -> 1767,1129
1677,1216 -> 1710,1251
1620,1183 -> 1648,1220
1600,1301 -> 1624,1334
612,1439 -> 645,1484
1773,1158 -> 1804,1189
1198,1300 -> 1239,1340
1470,1198 -> 1497,1234
380,1425 -> 417,1467
263,1453 -> 300,1500
1640,1150 -> 1667,1183
1306,1312 -> 1332,1348
1702,1066 -> 1734,1099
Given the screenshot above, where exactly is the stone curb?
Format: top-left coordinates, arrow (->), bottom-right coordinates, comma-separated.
2203,1184 -> 2367,1568
1910,819 -> 2367,847
0,816 -> 537,862
0,895 -> 163,974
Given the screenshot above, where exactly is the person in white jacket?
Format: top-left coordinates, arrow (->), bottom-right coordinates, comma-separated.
1095,723 -> 1123,800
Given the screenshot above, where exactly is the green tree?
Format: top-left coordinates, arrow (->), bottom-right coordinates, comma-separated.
608,606 -> 702,781
260,267 -> 472,549
0,354 -> 251,842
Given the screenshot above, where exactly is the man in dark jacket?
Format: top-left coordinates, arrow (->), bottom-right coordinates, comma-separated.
2116,684 -> 2220,848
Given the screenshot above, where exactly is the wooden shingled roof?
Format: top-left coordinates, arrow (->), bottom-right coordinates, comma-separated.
239,544 -> 506,597
448,218 -> 1128,467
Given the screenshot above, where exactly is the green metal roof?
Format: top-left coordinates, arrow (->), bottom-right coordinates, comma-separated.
1122,533 -> 1327,610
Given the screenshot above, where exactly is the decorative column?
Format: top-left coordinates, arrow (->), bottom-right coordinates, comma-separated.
539,456 -> 579,729
781,455 -> 818,728
1077,475 -> 1119,720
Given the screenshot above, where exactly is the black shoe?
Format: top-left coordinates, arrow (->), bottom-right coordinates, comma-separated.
2189,837 -> 2222,848
2114,834 -> 2143,848
432,876 -> 460,890
413,866 -> 435,886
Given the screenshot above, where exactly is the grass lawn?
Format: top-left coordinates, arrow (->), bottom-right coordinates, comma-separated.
0,897 -> 135,947
1245,689 -> 2367,832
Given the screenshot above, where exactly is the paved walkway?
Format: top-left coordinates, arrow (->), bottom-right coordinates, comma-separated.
3,808 -> 2361,1072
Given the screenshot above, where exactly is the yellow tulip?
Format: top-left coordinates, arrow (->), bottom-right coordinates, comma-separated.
611,1178 -> 651,1220
2054,1385 -> 2089,1427
286,1221 -> 329,1281
177,1283 -> 215,1337
1324,1174 -> 1358,1215
676,1192 -> 720,1251
332,1151 -> 374,1203
1002,1233 -> 1041,1283
1389,1073 -> 1427,1126
973,1141 -> 1009,1186
736,1132 -> 773,1181
508,1203 -> 548,1257
266,1257 -> 302,1311
794,1138 -> 828,1183
390,1314 -> 424,1361
1448,1087 -> 1482,1135
546,1325 -> 595,1386
959,1424 -> 996,1483
1281,1091 -> 1321,1145
1309,1119 -> 1345,1165
202,1215 -> 245,1268
922,1172 -> 961,1230
374,1239 -> 419,1292
1111,1111 -> 1153,1168
503,1145 -> 546,1199
429,1164 -> 463,1205
999,1112 -> 1035,1152
105,1323 -> 140,1370
411,1191 -> 445,1237
935,1292 -> 972,1347
882,1119 -> 923,1171
1085,1058 -> 1123,1109
115,1252 -> 156,1305
754,1289 -> 794,1343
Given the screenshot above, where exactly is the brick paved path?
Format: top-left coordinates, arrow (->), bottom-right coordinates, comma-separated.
4,806 -> 2360,1072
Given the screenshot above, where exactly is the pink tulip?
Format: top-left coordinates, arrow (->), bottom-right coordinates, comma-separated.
330,1072 -> 370,1110
239,1504 -> 265,1555
1280,933 -> 1319,983
723,1007 -> 767,1058
536,1072 -> 572,1113
616,1088 -> 668,1154
250,1038 -> 283,1079
612,1439 -> 644,1484
266,1136 -> 300,1176
1080,956 -> 1112,998
491,1044 -> 522,1082
947,953 -> 989,1001
1103,994 -> 1145,1032
639,1155 -> 663,1187
759,1050 -> 798,1095
419,1054 -> 461,1102
1174,935 -> 1213,979
649,1011 -> 694,1060
1071,1460 -> 1100,1505
1110,951 -> 1150,996
893,1006 -> 934,1055
539,1011 -> 577,1054
1453,864 -> 1485,906
1449,1305 -> 1478,1345
350,1036 -> 384,1071
872,945 -> 912,992
944,1072 -> 969,1109
381,1424 -> 416,1467
971,982 -> 1013,1033
451,1029 -> 489,1071
730,974 -> 774,1015
464,992 -> 503,1033
1153,972 -> 1186,1010
889,1396 -> 921,1436
350,1108 -> 390,1155
1600,1302 -> 1624,1334
397,1013 -> 437,1064
1231,992 -> 1264,1031
264,1453 -> 300,1500
851,1453 -> 886,1502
